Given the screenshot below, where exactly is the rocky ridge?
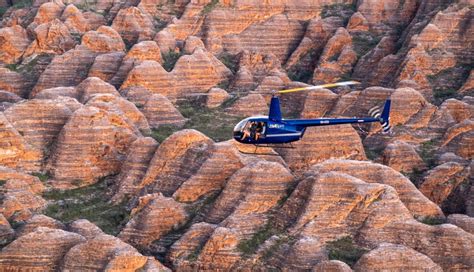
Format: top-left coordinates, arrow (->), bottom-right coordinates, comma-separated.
0,0 -> 472,270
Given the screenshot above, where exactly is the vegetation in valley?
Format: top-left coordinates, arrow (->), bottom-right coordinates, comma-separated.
427,63 -> 472,105
31,172 -> 51,183
218,52 -> 239,74
352,33 -> 382,58
260,234 -> 296,260
150,98 -> 243,143
0,6 -> 8,18
288,68 -> 314,83
11,0 -> 33,9
326,236 -> 368,267
364,145 -> 384,161
418,139 -> 438,169
151,192 -> 220,262
150,124 -> 180,143
154,17 -> 168,32
42,176 -> 129,235
238,221 -> 277,257
5,54 -> 50,78
201,0 -> 219,15
287,49 -> 320,84
321,3 -> 356,20
162,50 -> 184,72
402,168 -> 425,187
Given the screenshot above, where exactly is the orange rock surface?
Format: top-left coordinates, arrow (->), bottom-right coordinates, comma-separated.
23,19 -> 76,58
111,7 -> 154,44
354,243 -> 442,272
0,0 -> 473,270
309,159 -> 444,219
0,227 -> 85,271
419,162 -> 470,205
0,25 -> 30,64
81,26 -> 126,53
118,193 -> 188,249
48,106 -> 138,187
277,125 -> 366,172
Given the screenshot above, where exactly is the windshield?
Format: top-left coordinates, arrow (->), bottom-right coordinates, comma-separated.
233,118 -> 249,132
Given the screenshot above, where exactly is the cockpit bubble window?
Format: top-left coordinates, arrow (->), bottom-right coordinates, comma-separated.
233,118 -> 250,132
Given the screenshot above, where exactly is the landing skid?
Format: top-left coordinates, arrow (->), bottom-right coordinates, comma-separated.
255,143 -> 295,149
238,143 -> 295,156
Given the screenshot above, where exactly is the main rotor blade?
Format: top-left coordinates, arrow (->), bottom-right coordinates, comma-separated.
277,81 -> 360,94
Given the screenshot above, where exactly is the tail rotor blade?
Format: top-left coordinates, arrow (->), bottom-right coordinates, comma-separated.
381,121 -> 391,132
369,100 -> 392,134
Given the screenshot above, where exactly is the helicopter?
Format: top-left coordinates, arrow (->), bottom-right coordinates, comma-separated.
233,81 -> 391,148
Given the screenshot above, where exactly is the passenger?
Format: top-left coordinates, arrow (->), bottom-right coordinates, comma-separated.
241,122 -> 251,140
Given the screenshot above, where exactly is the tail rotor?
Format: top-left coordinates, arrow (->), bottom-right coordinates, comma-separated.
369,106 -> 382,119
368,100 -> 391,133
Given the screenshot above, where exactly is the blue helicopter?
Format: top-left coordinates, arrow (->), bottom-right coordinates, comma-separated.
233,81 -> 391,147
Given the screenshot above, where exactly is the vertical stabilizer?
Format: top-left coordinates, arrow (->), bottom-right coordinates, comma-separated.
269,96 -> 282,121
381,100 -> 391,133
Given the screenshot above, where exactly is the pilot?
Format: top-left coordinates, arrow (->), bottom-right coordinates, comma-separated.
255,122 -> 263,140
249,122 -> 258,140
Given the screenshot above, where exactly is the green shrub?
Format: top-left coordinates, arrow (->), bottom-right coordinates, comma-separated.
0,6 -> 8,18
71,33 -> 82,43
327,236 -> 367,267
328,52 -> 341,62
419,216 -> 445,225
418,139 -> 438,169
238,222 -> 276,258
186,248 -> 201,261
276,183 -> 296,206
12,0 -> 32,9
201,0 -> 218,15
218,52 -> 239,74
339,72 -> 353,81
32,172 -> 51,183
261,235 -> 296,260
5,55 -> 45,78
75,0 -> 94,12
352,34 -> 381,58
364,145 -> 384,161
5,63 -> 20,72
427,63 -> 472,105
433,88 -> 457,104
321,3 -> 356,21
154,17 -> 168,32
402,168 -> 425,187
216,79 -> 231,90
162,50 -> 183,72
288,69 -> 313,83
150,125 -> 181,143
8,219 -> 24,230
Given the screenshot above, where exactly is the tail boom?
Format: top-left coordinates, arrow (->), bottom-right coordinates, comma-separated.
287,99 -> 392,132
